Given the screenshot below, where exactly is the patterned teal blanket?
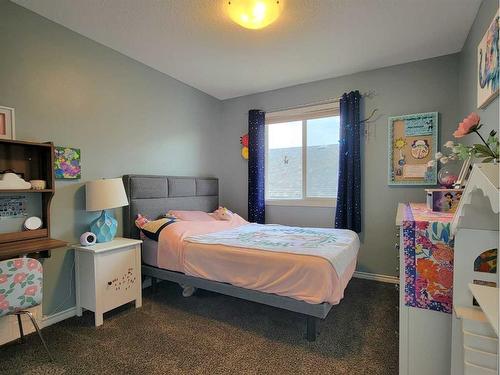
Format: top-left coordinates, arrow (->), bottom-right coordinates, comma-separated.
186,224 -> 359,275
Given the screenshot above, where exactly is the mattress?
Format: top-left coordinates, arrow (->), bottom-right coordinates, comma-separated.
145,215 -> 359,305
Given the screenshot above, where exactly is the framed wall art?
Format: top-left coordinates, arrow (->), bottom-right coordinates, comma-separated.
477,9 -> 499,109
0,106 -> 15,140
54,146 -> 81,180
388,112 -> 438,185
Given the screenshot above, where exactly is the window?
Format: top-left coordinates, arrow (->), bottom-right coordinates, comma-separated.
265,103 -> 340,207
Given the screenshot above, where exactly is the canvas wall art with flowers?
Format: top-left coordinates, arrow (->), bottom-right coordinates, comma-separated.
477,10 -> 499,109
54,146 -> 81,180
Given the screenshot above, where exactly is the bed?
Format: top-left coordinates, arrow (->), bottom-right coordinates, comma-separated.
123,175 -> 359,341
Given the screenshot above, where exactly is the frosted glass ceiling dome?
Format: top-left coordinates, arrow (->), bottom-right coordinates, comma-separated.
225,0 -> 284,30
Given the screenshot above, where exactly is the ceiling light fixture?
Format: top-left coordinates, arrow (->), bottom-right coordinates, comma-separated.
226,0 -> 283,30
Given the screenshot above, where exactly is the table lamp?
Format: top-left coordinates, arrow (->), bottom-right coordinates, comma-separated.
85,178 -> 129,243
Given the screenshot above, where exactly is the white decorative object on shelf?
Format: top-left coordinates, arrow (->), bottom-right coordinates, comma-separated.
29,180 -> 46,190
23,216 -> 42,231
0,172 -> 31,190
451,163 -> 499,234
450,163 -> 499,375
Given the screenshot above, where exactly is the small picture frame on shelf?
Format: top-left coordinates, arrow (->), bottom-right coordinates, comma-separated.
0,106 -> 15,140
425,188 -> 463,213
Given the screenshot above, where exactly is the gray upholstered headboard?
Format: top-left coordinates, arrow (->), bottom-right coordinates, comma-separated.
122,175 -> 219,239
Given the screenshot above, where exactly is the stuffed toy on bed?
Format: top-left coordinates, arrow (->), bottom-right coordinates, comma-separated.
211,206 -> 233,221
135,213 -> 179,241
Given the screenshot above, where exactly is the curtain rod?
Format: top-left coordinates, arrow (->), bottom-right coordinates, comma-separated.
265,90 -> 376,114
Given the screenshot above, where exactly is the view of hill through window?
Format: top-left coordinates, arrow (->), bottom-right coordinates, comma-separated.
267,116 -> 340,200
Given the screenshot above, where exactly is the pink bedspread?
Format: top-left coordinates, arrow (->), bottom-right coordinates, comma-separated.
155,215 -> 357,304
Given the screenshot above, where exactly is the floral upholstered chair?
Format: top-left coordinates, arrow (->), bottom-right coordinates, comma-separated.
0,258 -> 53,361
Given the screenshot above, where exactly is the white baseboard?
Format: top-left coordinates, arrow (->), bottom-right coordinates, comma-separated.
41,306 -> 77,328
353,271 -> 399,284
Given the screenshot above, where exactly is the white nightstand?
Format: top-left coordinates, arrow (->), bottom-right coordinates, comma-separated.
74,237 -> 143,326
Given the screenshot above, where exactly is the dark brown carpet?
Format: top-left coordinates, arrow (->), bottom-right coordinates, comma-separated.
0,278 -> 398,375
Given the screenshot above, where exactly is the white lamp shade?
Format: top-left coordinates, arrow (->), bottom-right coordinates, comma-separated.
85,178 -> 129,211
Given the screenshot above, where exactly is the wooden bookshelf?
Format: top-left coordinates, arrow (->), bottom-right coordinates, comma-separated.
0,139 -> 67,259
0,189 -> 54,193
0,238 -> 67,260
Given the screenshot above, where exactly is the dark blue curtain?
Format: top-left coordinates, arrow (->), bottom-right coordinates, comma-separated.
248,109 -> 266,223
335,91 -> 362,233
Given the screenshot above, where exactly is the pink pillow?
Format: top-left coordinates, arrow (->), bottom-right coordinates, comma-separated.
168,210 -> 216,222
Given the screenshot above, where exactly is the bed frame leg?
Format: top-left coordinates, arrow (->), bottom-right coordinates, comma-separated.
151,277 -> 158,293
306,316 -> 318,342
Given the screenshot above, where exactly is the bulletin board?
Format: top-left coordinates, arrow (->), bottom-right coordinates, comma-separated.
388,112 -> 438,185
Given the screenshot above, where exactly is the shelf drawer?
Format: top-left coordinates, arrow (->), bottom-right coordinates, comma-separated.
464,346 -> 498,371
96,246 -> 139,312
463,329 -> 499,354
464,361 -> 497,375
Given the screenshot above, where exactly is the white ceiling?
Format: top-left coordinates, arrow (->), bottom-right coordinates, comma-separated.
13,0 -> 481,100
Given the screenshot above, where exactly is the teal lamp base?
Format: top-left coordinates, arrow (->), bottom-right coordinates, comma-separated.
90,210 -> 117,243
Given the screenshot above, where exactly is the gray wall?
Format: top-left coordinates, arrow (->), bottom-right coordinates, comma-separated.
0,0 -> 222,315
458,0 -> 499,134
219,54 -> 460,277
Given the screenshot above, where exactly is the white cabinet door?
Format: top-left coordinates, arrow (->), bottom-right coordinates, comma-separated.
96,246 -> 138,313
407,308 -> 452,375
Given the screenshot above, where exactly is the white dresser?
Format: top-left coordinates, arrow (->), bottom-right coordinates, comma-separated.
74,237 -> 142,326
396,203 -> 453,375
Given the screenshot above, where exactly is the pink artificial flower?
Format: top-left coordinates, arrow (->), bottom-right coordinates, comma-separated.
24,285 -> 38,296
0,300 -> 9,310
13,272 -> 27,284
13,259 -> 24,269
0,275 -> 7,284
0,294 -> 5,302
453,112 -> 480,138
